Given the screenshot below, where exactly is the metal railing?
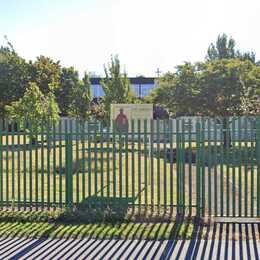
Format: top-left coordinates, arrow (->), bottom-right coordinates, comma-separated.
0,117 -> 259,217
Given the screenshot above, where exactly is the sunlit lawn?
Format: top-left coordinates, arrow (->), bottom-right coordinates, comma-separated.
0,135 -> 178,208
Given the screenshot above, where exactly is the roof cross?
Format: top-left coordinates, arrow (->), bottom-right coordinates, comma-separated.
155,68 -> 162,77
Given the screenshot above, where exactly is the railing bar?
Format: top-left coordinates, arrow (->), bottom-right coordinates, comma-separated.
156,119 -> 160,210
250,119 -> 254,217
11,121 -> 15,207
238,117 -> 242,217
125,122 -> 129,200
53,121 -> 56,210
169,119 -> 173,211
231,118 -> 236,217
150,119 -> 154,210
82,121 -> 86,201
35,122 -> 38,210
112,121 -> 116,202
138,119 -> 141,209
256,118 -> 260,217
106,124 -> 110,199
208,118 -> 212,216
87,121 -> 92,200
244,117 -> 248,217
46,120 -> 51,210
17,122 -> 21,210
163,119 -> 167,210
201,118 -> 206,217
58,120 -> 62,209
131,120 -> 135,209
6,120 -> 9,208
75,119 -> 80,205
0,120 -> 3,209
41,120 -> 44,210
144,119 -> 148,207
119,127 -> 123,199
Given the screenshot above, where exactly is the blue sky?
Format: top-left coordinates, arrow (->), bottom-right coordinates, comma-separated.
1,0 -> 259,77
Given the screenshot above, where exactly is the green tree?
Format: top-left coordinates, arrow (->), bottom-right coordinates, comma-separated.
101,55 -> 135,122
0,45 -> 30,117
69,72 -> 92,120
198,59 -> 260,117
56,67 -> 80,116
207,33 -> 256,63
30,56 -> 61,94
150,63 -> 200,116
5,82 -> 60,142
198,59 -> 260,146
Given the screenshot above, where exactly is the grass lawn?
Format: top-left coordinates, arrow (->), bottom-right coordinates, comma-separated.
1,134 -> 259,217
0,211 -> 195,240
0,135 -> 178,208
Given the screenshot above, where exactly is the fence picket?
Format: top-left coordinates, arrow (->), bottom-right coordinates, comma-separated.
169,119 -> 173,211
0,120 -> 2,209
195,120 -> 201,217
137,119 -> 141,209
238,117 -> 242,217
5,120 -> 9,208
87,121 -> 92,201
100,123 -> 104,200
58,120 -> 62,208
201,118 -> 205,217
52,121 -> 56,209
0,117 -> 258,218
163,119 -> 167,210
23,120 -> 26,209
41,120 -> 44,209
157,119 -> 161,210
112,120 -> 116,202
150,119 -> 154,209
256,118 -> 260,217
231,118 -> 236,217
226,118 -> 230,217
17,122 -> 21,210
11,122 -> 15,206
131,120 -> 135,209
144,119 -> 148,207
75,119 -> 79,204
220,120 -> 224,217
106,124 -> 110,199
244,117 -> 248,217
125,121 -> 129,201
81,121 -> 86,201
35,122 -> 38,210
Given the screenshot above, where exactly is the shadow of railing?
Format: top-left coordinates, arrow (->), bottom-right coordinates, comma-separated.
0,218 -> 258,259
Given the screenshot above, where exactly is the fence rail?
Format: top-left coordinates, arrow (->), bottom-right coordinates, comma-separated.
0,117 -> 260,218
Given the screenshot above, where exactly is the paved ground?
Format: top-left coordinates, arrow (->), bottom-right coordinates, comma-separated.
0,223 -> 259,259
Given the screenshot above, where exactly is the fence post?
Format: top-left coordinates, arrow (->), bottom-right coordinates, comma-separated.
176,119 -> 185,216
65,126 -> 73,207
256,118 -> 260,217
196,121 -> 201,218
0,119 -> 2,209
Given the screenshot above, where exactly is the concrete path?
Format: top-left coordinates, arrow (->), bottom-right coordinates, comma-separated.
0,223 -> 259,259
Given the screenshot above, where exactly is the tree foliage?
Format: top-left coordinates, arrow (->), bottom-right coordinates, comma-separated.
150,34 -> 260,118
69,72 -> 92,120
207,33 -> 256,63
0,46 -> 30,117
198,59 -> 260,117
101,55 -> 135,121
5,82 -> 60,134
150,59 -> 260,117
56,67 -> 80,116
150,63 -> 200,116
30,56 -> 61,94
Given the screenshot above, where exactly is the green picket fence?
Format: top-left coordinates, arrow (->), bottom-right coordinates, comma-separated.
0,117 -> 260,217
